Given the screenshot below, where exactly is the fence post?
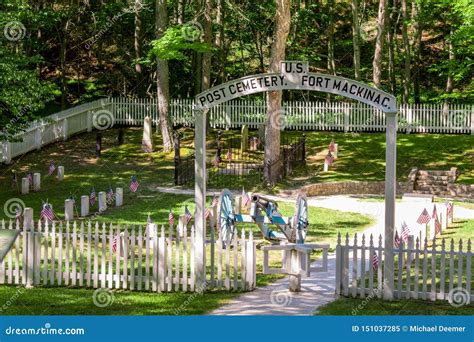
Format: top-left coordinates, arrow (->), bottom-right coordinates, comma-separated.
470,107 -> 474,135
87,111 -> 93,132
343,106 -> 350,132
62,118 -> 68,141
24,207 -> 34,288
173,133 -> 180,185
2,141 -> 11,164
335,233 -> 342,295
34,127 -> 42,150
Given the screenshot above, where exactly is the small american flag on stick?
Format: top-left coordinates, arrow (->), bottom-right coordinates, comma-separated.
435,216 -> 442,235
324,152 -> 334,166
27,173 -> 33,186
432,204 -> 438,219
107,185 -> 114,202
211,195 -> 218,208
401,221 -> 410,242
204,207 -> 211,220
241,188 -> 250,209
90,187 -> 96,206
212,154 -> 221,168
417,208 -> 431,225
15,208 -> 22,226
372,252 -> 379,271
48,161 -> 56,176
445,201 -> 454,219
184,206 -> 192,224
394,231 -> 401,248
129,175 -> 139,193
40,203 -> 55,223
328,139 -> 336,152
168,209 -> 174,226
226,148 -> 232,161
112,236 -> 118,253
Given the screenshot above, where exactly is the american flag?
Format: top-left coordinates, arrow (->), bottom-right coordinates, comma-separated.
40,203 -> 55,223
184,206 -> 192,224
112,235 -> 118,252
241,188 -> 250,208
417,208 -> 431,225
168,209 -> 174,226
445,201 -> 453,218
48,161 -> 56,176
435,216 -> 442,235
90,187 -> 96,206
372,251 -> 379,271
432,204 -> 438,219
329,139 -> 336,152
107,185 -> 114,202
129,175 -> 139,193
15,208 -> 22,226
204,207 -> 211,219
27,173 -> 33,185
212,154 -> 221,168
211,195 -> 218,207
394,231 -> 401,248
401,221 -> 410,242
324,152 -> 334,166
226,148 -> 232,161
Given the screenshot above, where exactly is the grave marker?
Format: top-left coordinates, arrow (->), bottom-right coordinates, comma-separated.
81,195 -> 89,217
65,199 -> 74,221
21,178 -> 29,194
33,173 -> 41,191
57,166 -> 64,181
98,192 -> 107,212
142,116 -> 153,153
115,187 -> 123,207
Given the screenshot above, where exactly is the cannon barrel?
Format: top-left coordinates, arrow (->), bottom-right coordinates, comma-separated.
251,194 -> 277,209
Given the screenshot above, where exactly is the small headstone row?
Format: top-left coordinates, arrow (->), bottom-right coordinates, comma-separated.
66,187 -> 124,219
20,166 -> 65,195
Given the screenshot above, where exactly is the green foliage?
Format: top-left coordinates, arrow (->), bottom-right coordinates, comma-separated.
147,25 -> 211,62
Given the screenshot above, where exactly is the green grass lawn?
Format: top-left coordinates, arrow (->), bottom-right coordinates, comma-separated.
315,218 -> 474,316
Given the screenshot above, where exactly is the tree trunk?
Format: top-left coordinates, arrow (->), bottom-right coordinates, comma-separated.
156,0 -> 173,152
411,0 -> 422,103
387,0 -> 398,94
327,0 -> 336,75
443,28 -> 454,117
134,0 -> 145,97
177,0 -> 185,24
264,0 -> 291,186
215,0 -> 226,83
201,0 -> 212,91
351,0 -> 361,81
400,0 -> 411,103
372,0 -> 387,88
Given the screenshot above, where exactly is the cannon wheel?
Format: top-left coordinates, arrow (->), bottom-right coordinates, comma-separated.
217,189 -> 236,244
293,193 -> 309,243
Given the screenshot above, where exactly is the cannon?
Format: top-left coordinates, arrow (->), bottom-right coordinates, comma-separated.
216,189 -> 308,244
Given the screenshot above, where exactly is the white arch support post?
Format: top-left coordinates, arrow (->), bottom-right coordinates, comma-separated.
194,61 -> 397,298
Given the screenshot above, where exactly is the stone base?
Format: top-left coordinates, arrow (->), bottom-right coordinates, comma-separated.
141,140 -> 153,153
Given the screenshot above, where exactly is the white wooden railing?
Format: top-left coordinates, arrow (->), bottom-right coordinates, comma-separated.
2,98 -> 473,163
0,219 -> 256,293
335,233 -> 472,304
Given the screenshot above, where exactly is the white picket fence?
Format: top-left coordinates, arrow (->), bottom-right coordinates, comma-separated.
335,233 -> 473,303
1,97 -> 473,163
0,219 -> 256,293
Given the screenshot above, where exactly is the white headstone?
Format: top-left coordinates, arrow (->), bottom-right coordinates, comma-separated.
115,187 -> 123,207
241,125 -> 249,152
65,199 -> 74,221
81,195 -> 89,217
98,192 -> 107,212
23,207 -> 33,230
21,178 -> 29,194
323,162 -> 329,172
333,143 -> 338,158
57,166 -> 64,181
142,116 -> 153,153
33,173 -> 41,191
